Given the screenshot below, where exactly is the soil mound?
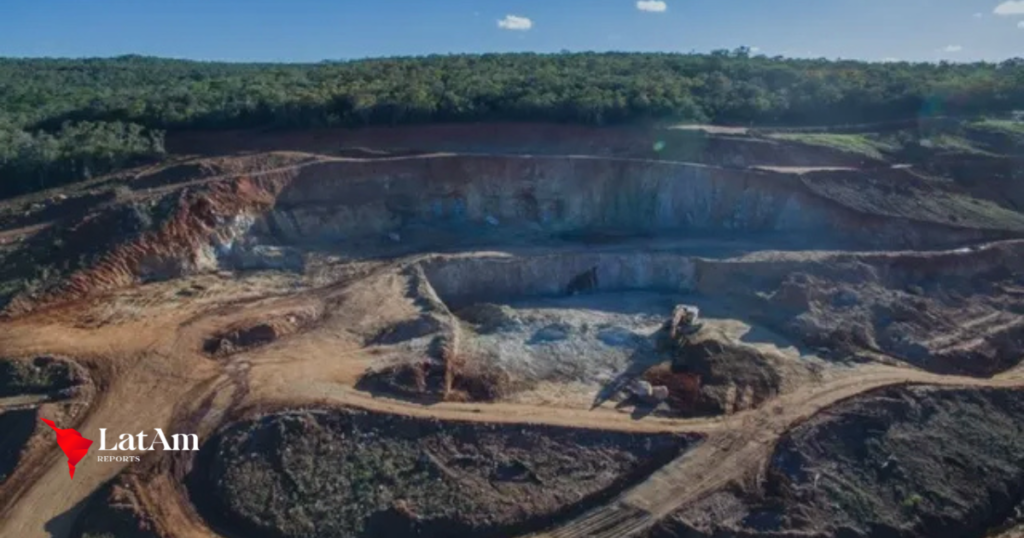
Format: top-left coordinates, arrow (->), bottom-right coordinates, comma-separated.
0,356 -> 86,398
191,409 -> 696,538
0,409 -> 36,484
203,307 -> 322,357
71,479 -> 159,538
644,332 -> 786,416
654,386 -> 1024,538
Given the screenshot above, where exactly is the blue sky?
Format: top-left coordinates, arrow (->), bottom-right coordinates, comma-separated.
1,0 -> 1022,62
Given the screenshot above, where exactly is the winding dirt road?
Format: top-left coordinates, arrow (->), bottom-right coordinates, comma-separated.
1,218 -> 1023,537
3,287 -> 1021,538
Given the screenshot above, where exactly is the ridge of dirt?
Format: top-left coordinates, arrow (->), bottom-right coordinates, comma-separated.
188,408 -> 696,538
650,386 -> 1024,538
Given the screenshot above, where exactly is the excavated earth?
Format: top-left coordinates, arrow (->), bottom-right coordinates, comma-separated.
1,121 -> 1024,538
652,386 -> 1024,538
0,357 -> 90,485
189,409 -> 695,538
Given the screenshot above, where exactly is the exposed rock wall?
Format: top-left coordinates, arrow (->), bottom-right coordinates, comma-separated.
422,253 -> 697,309
4,154 -> 1019,315
258,156 -> 1007,250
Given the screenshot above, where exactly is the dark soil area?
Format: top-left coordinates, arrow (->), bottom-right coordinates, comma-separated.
71,479 -> 161,538
775,268 -> 1024,376
190,409 -> 697,538
0,409 -> 37,484
356,354 -> 526,404
652,386 -> 1024,538
203,309 -> 321,357
0,356 -> 84,398
355,358 -> 449,401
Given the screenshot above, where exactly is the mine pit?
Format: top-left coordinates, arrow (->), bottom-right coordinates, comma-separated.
188,408 -> 698,538
354,253 -> 828,416
2,116 -> 1024,538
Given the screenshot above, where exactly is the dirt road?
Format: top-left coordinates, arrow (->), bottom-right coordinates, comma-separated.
2,246 -> 1023,538
531,367 -> 1024,538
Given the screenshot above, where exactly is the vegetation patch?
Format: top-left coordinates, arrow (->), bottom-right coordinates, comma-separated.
970,119 -> 1024,138
3,53 -> 1024,198
767,133 -> 896,160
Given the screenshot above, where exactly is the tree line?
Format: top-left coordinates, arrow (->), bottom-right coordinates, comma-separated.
1,51 -> 1023,198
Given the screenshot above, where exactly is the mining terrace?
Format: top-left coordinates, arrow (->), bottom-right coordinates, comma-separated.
2,121 -> 1024,538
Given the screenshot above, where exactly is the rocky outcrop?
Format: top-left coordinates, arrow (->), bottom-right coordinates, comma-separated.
3,153 -> 1021,316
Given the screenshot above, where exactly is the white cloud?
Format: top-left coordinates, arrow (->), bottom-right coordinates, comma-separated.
1019,20 -> 1024,27
994,1 -> 1024,15
636,0 -> 668,13
942,45 -> 964,53
974,12 -> 984,18
750,46 -> 761,53
497,14 -> 532,31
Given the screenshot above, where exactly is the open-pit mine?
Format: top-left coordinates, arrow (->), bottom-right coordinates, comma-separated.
2,121 -> 1024,538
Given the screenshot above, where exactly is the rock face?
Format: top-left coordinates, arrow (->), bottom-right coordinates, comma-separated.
696,241 -> 1024,377
4,151 -> 1021,315
259,156 -> 1013,250
423,253 -> 698,310
192,409 -> 695,538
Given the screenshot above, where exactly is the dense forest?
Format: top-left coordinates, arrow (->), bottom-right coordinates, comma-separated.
2,51 -> 1023,198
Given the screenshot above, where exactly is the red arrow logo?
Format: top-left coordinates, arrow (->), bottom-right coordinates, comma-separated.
41,418 -> 93,480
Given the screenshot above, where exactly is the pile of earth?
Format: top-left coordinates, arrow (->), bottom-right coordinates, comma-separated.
0,357 -> 89,484
771,272 -> 1024,376
203,306 -> 323,357
190,409 -> 696,538
0,356 -> 86,398
0,409 -> 36,483
651,386 -> 1024,538
699,248 -> 1024,377
642,329 -> 796,417
71,479 -> 160,538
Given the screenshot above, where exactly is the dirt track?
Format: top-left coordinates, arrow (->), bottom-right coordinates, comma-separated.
2,134 -> 1024,537
2,286 -> 1022,538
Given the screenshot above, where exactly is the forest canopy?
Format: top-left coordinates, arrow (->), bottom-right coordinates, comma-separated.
2,51 -> 1023,198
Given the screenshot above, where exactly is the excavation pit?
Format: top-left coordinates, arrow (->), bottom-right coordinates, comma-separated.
355,253 -> 826,413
